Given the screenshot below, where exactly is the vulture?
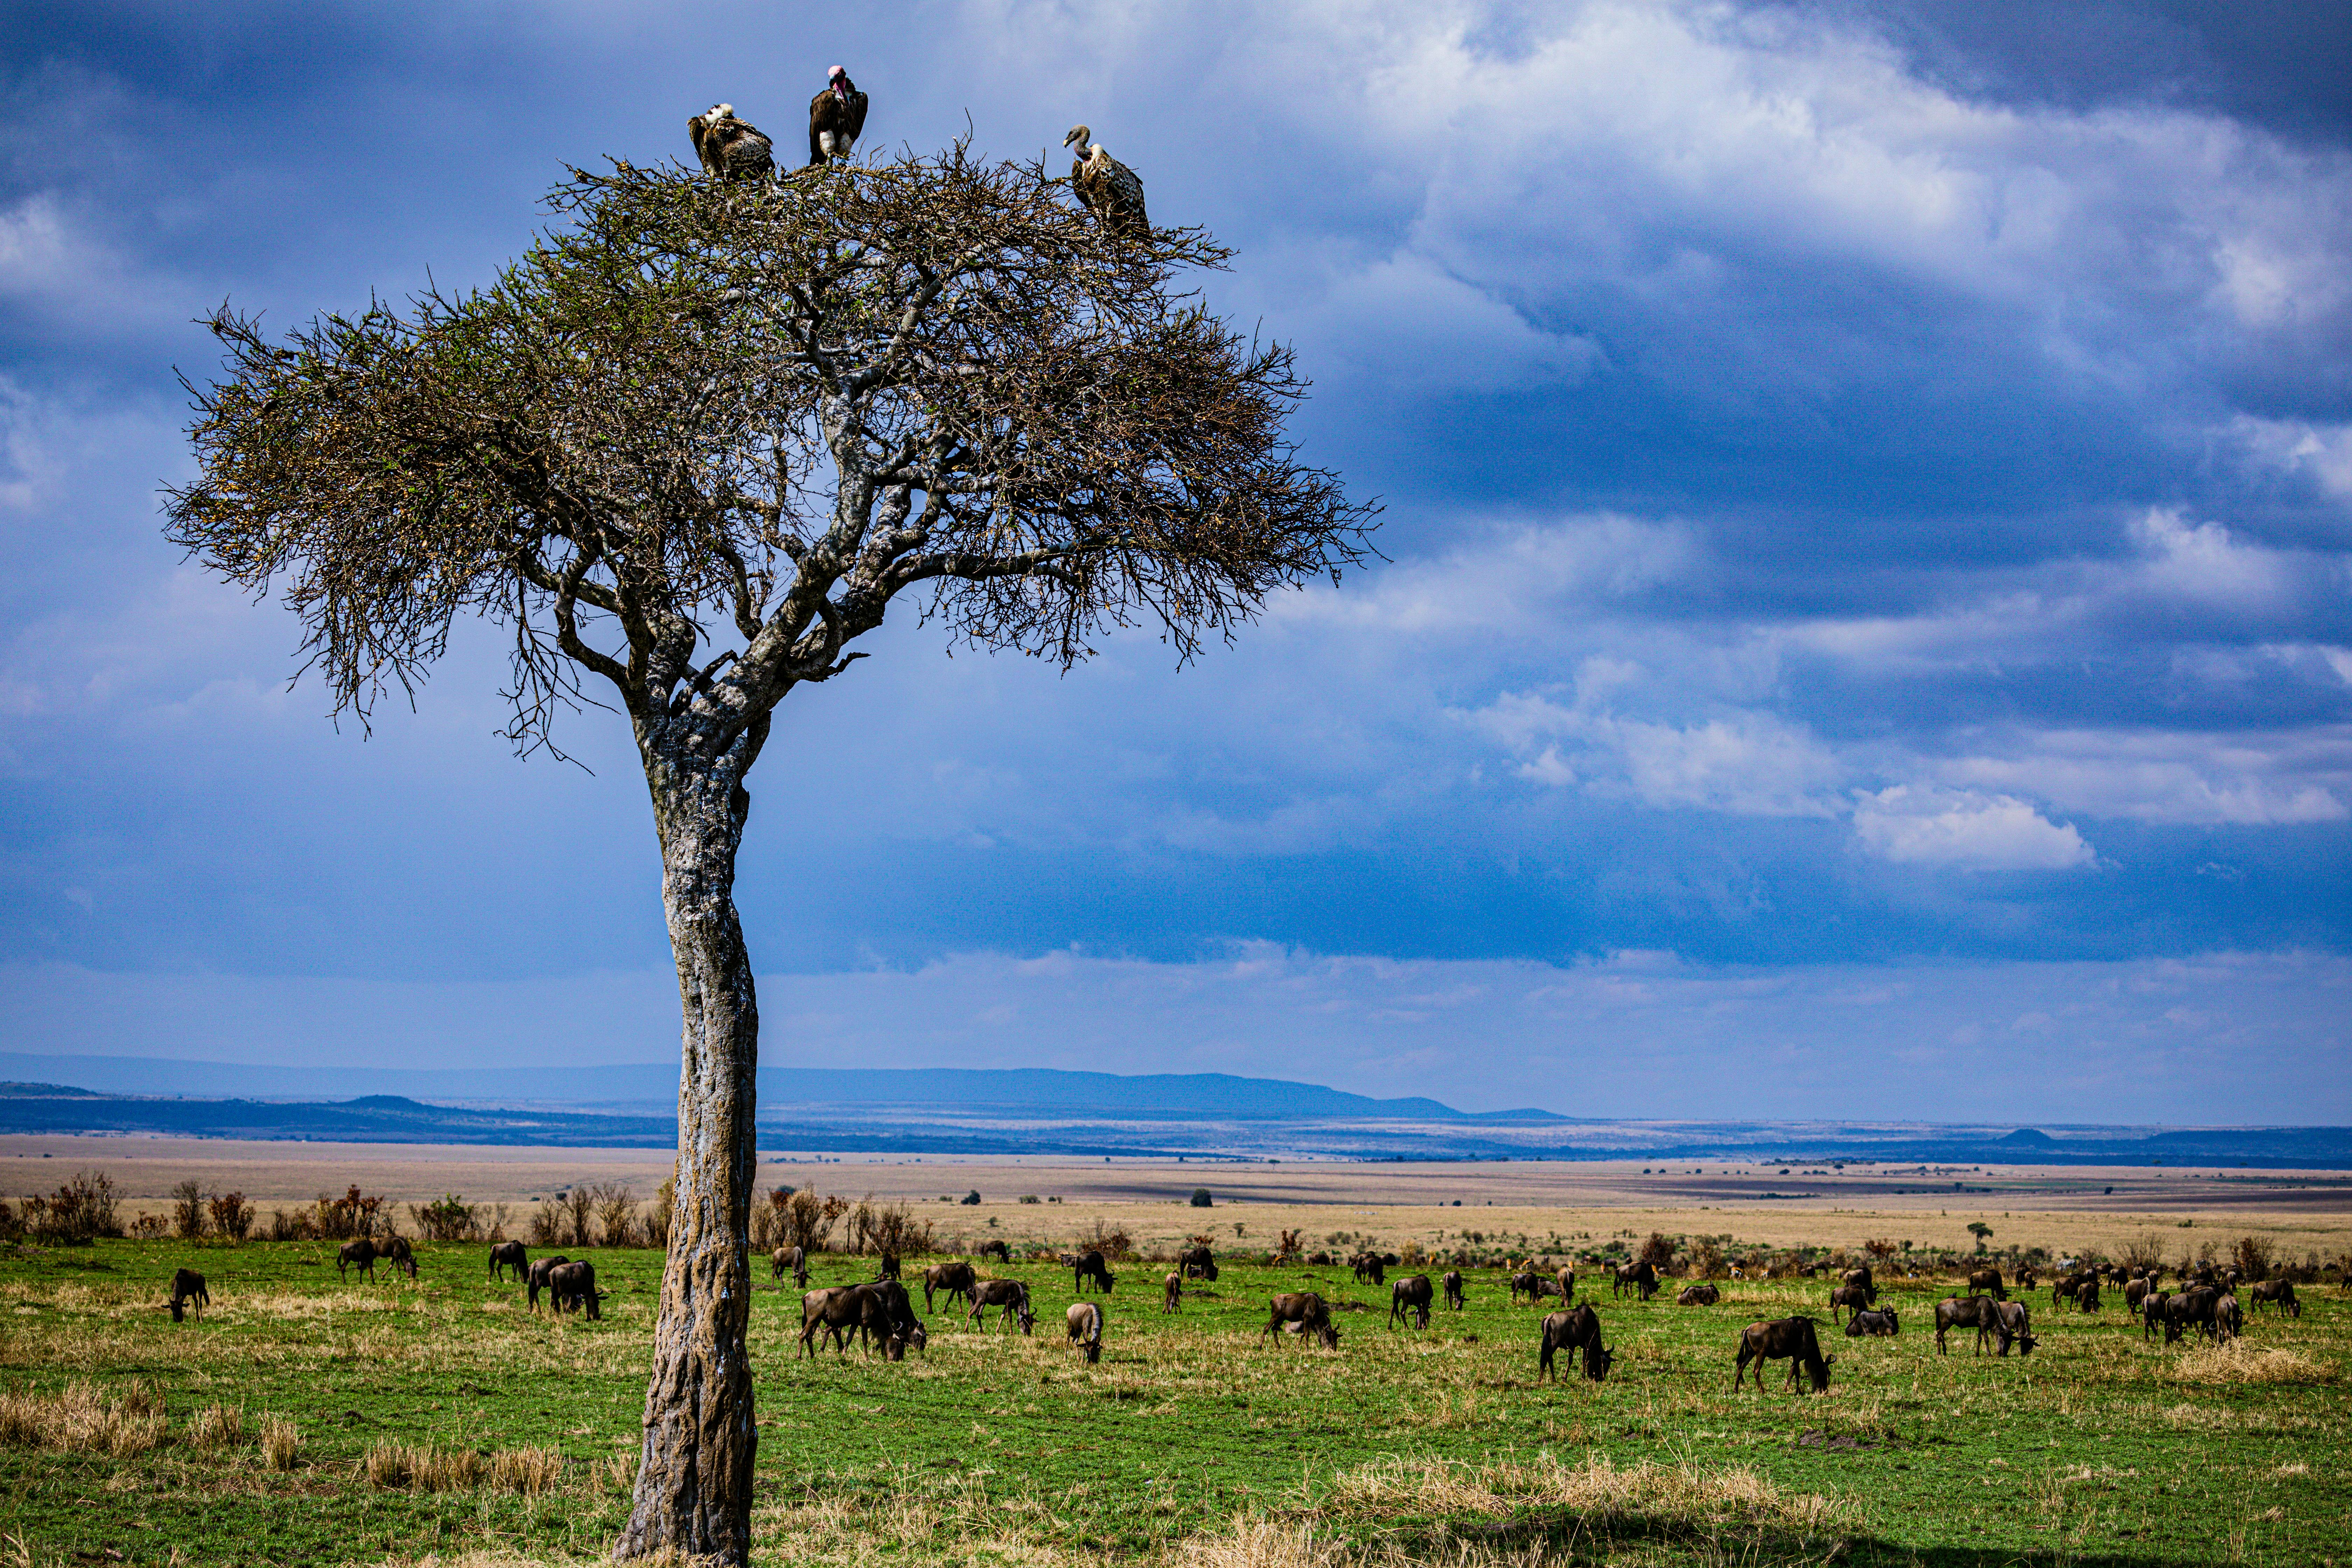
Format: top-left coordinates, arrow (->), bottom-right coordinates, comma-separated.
687,104 -> 774,180
808,66 -> 868,165
1063,126 -> 1148,239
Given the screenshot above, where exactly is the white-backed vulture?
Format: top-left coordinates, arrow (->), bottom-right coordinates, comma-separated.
687,104 -> 774,180
1063,125 -> 1147,239
808,67 -> 868,165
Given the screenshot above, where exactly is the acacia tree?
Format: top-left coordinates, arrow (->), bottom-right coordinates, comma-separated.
165,141 -> 1371,1562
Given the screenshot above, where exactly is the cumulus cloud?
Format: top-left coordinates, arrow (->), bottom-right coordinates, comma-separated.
1849,785 -> 2094,870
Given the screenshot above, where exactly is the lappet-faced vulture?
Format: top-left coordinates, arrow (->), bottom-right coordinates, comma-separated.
688,104 -> 775,180
808,67 -> 868,165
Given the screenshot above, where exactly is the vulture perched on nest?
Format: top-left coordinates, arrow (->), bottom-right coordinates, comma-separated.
1063,126 -> 1147,239
688,105 -> 774,180
808,66 -> 868,165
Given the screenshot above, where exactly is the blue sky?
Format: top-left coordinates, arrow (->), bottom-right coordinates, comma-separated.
0,1 -> 2346,1119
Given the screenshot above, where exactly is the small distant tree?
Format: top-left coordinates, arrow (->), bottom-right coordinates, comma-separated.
1639,1231 -> 1676,1270
1190,1189 -> 1213,1209
171,1180 -> 208,1240
2233,1234 -> 2275,1281
564,1186 -> 596,1250
1967,1222 -> 1993,1253
209,1191 -> 256,1242
961,1190 -> 983,1207
166,140 -> 1371,1563
595,1183 -> 640,1248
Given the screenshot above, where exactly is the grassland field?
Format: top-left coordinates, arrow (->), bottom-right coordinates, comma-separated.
0,1219 -> 2346,1568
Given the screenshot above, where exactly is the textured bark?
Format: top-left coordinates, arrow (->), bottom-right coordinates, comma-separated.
616,733 -> 762,1563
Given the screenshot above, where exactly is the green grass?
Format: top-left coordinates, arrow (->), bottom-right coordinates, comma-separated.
0,1239 -> 2343,1566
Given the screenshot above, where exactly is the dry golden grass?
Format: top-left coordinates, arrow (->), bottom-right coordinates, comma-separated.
488,1445 -> 567,1496
259,1412 -> 302,1471
0,1378 -> 166,1455
366,1439 -> 486,1491
186,1399 -> 245,1449
1314,1451 -> 1846,1540
2169,1343 -> 2337,1386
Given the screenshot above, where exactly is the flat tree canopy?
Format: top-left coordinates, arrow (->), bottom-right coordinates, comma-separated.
166,139 -> 1372,1564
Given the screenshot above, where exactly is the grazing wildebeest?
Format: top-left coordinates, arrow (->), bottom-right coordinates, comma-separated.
2125,1276 -> 2151,1312
850,1280 -> 921,1353
1841,1267 -> 1876,1302
1073,1250 -> 1116,1295
2051,1274 -> 2085,1309
1390,1274 -> 1434,1329
337,1238 -> 379,1283
548,1260 -> 602,1319
1351,1253 -> 1387,1288
1163,1272 -> 1183,1313
1677,1282 -> 1720,1307
1934,1295 -> 1999,1355
1553,1266 -> 1577,1304
525,1255 -> 572,1312
1509,1270 -> 1544,1307
1967,1266 -> 2006,1300
1733,1316 -> 1833,1393
2214,1293 -> 2244,1343
773,1246 -> 808,1287
2249,1280 -> 2300,1318
800,1286 -> 862,1356
1829,1283 -> 1873,1325
2164,1286 -> 2221,1345
874,1252 -> 901,1282
379,1236 -> 418,1280
2141,1290 -> 2170,1343
1262,1292 -> 1340,1350
1846,1307 -> 1899,1337
1179,1245 -> 1218,1282
1066,1300 -> 1103,1364
1990,1299 -> 2036,1356
489,1241 -> 528,1282
167,1267 -> 209,1323
1442,1270 -> 1465,1311
1538,1303 -> 1614,1382
924,1260 -> 977,1314
2073,1279 -> 2101,1314
970,1279 -> 1034,1334
2015,1265 -> 2038,1290
980,1239 -> 1010,1262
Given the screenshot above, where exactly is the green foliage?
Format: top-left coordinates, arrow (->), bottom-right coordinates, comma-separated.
1190,1188 -> 1213,1208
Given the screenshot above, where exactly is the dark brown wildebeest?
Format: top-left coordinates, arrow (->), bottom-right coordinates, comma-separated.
2141,1289 -> 2170,1343
1351,1253 -> 1387,1288
971,1279 -> 1034,1334
489,1240 -> 527,1282
1733,1316 -> 1832,1393
1553,1266 -> 1577,1304
2073,1279 -> 2101,1314
849,1280 -> 920,1353
772,1246 -> 808,1287
2015,1265 -> 2038,1290
1828,1283 -> 1873,1325
2214,1293 -> 2244,1342
1622,1260 -> 1659,1301
1066,1300 -> 1103,1364
1073,1250 -> 1116,1295
874,1252 -> 901,1282
1442,1270 -> 1465,1311
2050,1273 -> 2085,1308
2125,1276 -> 2152,1312
1841,1266 -> 1876,1302
379,1236 -> 418,1280
1677,1282 -> 1720,1307
800,1286 -> 862,1356
980,1239 -> 1010,1262
1262,1292 -> 1340,1350
1163,1272 -> 1183,1313
924,1260 -> 977,1313
1934,1295 -> 1999,1355
1537,1303 -> 1614,1382
167,1267 -> 209,1323
1390,1274 -> 1434,1329
1179,1245 -> 1218,1282
1846,1307 -> 1899,1337
2165,1286 -> 2220,1345
525,1255 -> 571,1312
2249,1280 -> 2300,1318
1990,1299 -> 2036,1356
1967,1266 -> 2006,1300
336,1238 -> 378,1283
1509,1269 -> 1543,1307
548,1260 -> 602,1319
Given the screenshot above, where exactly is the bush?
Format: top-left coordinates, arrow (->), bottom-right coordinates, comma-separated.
2233,1235 -> 2275,1281
646,1179 -> 673,1250
24,1170 -> 122,1244
209,1191 -> 256,1241
1190,1189 -> 1213,1208
411,1194 -> 476,1242
1638,1231 -> 1675,1270
961,1190 -> 982,1206
1018,1194 -> 1041,1204
593,1183 -> 638,1247
171,1180 -> 208,1239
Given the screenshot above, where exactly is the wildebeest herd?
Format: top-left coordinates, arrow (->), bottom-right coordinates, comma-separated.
152,1233 -> 2314,1397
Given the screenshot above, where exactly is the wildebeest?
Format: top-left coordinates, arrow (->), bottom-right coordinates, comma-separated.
167,1267 -> 209,1323
1990,1299 -> 2036,1356
2249,1279 -> 2300,1318
1846,1307 -> 1899,1337
1967,1266 -> 2006,1300
1351,1253 -> 1387,1288
1072,1250 -> 1116,1295
1509,1270 -> 1544,1307
2015,1265 -> 2038,1290
1442,1270 -> 1465,1311
1163,1272 -> 1183,1313
489,1240 -> 528,1282
1179,1245 -> 1218,1282
1066,1300 -> 1103,1364
970,1279 -> 1034,1334
1554,1266 -> 1577,1304
800,1286 -> 861,1355
2072,1279 -> 2101,1314
2141,1289 -> 2170,1343
1934,1295 -> 1999,1355
2125,1276 -> 2152,1312
1390,1274 -> 1434,1329
337,1238 -> 378,1283
1538,1303 -> 1614,1382
379,1236 -> 418,1280
924,1260 -> 976,1313
851,1280 -> 921,1352
1262,1292 -> 1340,1350
1733,1316 -> 1833,1393
2164,1285 -> 2221,1344
979,1239 -> 1010,1262
2214,1293 -> 2243,1343
874,1252 -> 901,1282
548,1259 -> 602,1319
1610,1261 -> 1657,1300
1841,1266 -> 1876,1302
525,1255 -> 572,1312
2051,1273 -> 2087,1308
1677,1282 -> 1720,1307
1828,1283 -> 1874,1325
772,1246 -> 808,1287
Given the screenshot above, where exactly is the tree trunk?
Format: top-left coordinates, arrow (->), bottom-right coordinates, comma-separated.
616,740 -> 762,1564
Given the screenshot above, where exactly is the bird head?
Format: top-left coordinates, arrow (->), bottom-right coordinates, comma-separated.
828,65 -> 850,97
1063,125 -> 1091,152
708,103 -> 733,122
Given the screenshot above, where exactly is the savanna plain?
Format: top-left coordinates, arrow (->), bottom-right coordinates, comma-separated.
1,1148 -> 2347,1568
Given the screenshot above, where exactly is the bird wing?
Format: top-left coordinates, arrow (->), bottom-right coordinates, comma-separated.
688,115 -> 716,174
1106,157 -> 1147,230
724,121 -> 774,177
808,91 -> 832,164
844,90 -> 868,144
